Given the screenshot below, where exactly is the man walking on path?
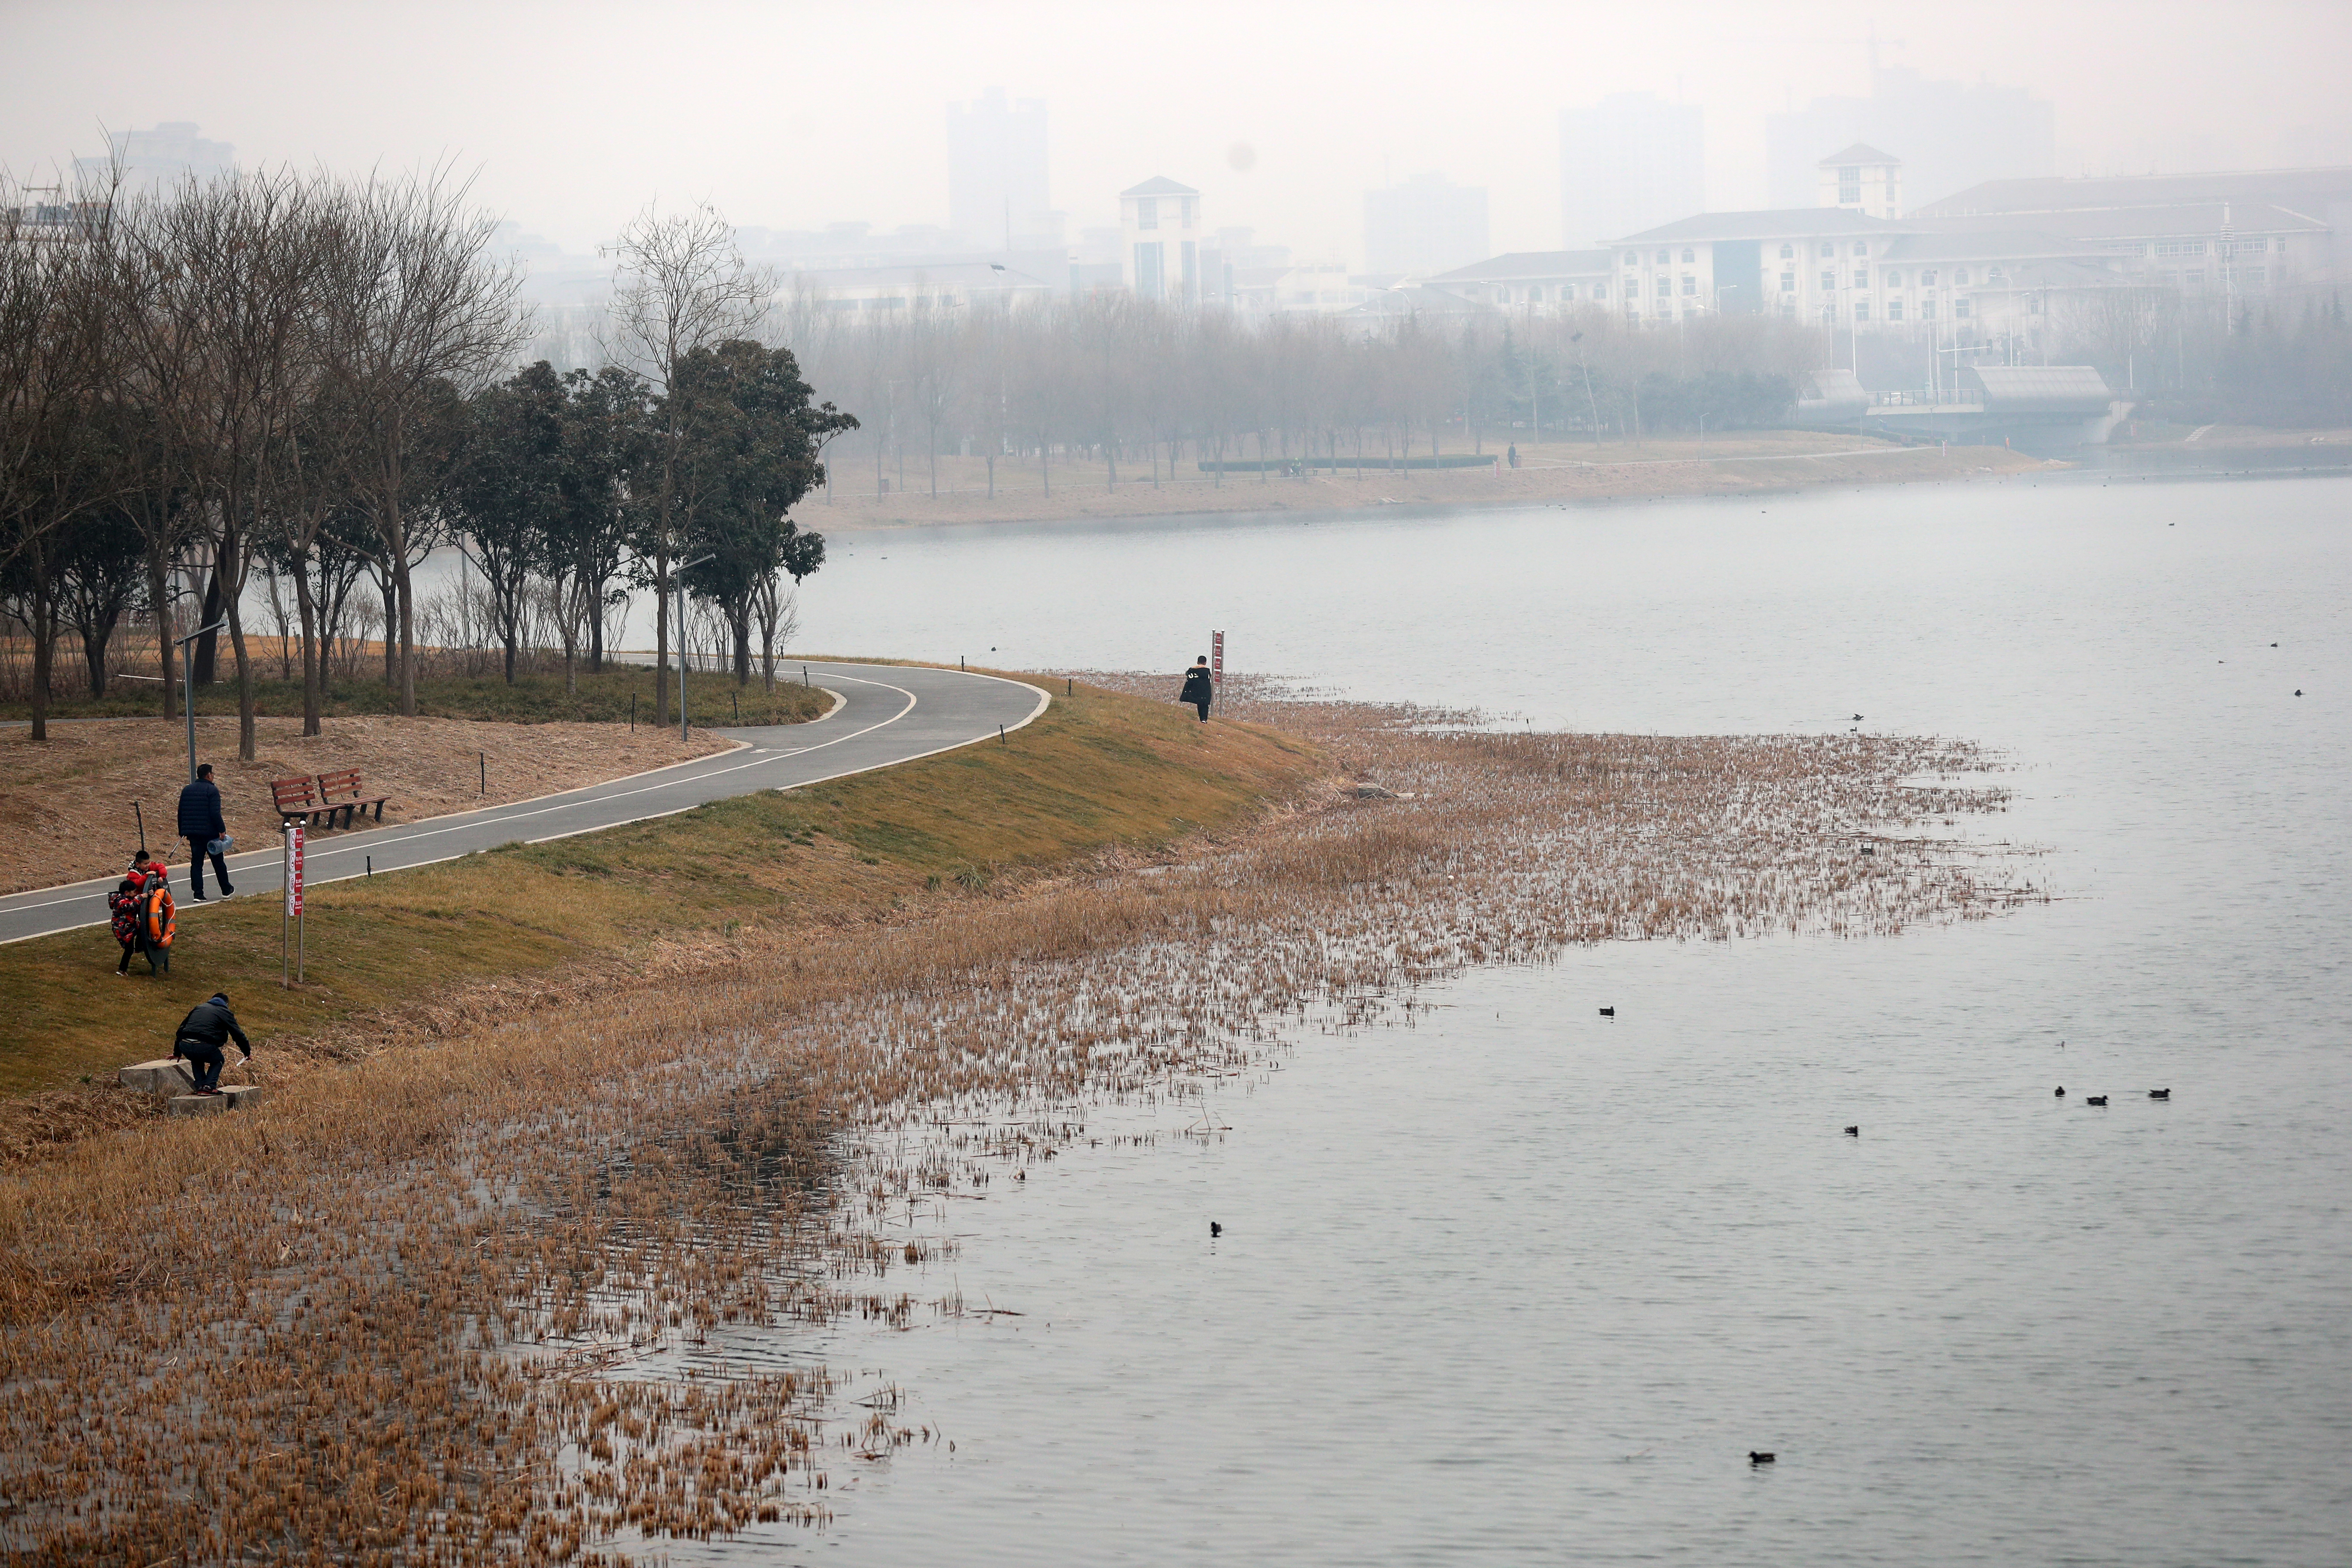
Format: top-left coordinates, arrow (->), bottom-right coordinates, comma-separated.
172,992 -> 251,1095
1179,655 -> 1215,723
177,764 -> 234,901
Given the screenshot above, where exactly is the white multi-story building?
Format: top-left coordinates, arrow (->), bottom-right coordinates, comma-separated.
1595,151 -> 2343,349
1424,250 -> 1619,312
1120,177 -> 1201,302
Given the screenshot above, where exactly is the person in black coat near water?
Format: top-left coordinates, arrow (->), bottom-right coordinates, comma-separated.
172,991 -> 251,1095
1179,656 -> 1214,722
176,763 -> 233,900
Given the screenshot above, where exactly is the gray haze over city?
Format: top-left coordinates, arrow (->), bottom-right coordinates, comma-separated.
7,0 -> 2351,276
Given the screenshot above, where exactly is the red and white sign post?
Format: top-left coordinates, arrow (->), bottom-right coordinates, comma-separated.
281,822 -> 306,986
1211,629 -> 1225,687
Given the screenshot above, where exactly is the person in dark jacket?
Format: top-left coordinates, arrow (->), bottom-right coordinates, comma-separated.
177,764 -> 233,900
1179,656 -> 1214,723
172,992 -> 251,1095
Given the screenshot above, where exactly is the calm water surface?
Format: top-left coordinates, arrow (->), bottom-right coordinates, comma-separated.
708,474 -> 2349,1564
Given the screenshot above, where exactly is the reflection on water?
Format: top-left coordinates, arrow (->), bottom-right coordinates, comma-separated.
700,475 -> 2348,1564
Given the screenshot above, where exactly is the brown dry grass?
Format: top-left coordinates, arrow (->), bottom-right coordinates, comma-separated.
0,714 -> 735,894
809,432 -> 2053,530
0,678 -> 2038,1563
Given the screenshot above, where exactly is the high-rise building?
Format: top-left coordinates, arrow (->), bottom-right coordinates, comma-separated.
947,87 -> 1058,251
72,122 -> 234,196
1559,92 -> 1704,248
1363,171 -> 1490,278
1767,66 -> 2054,213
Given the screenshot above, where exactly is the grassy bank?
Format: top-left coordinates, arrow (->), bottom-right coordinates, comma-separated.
1,664 -> 835,726
0,676 -> 1321,1105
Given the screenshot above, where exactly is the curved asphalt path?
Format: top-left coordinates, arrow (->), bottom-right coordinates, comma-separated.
0,662 -> 1047,946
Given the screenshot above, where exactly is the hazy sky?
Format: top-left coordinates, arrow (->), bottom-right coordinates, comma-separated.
8,0 -> 2351,266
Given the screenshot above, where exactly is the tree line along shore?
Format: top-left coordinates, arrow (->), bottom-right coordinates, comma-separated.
805,429 -> 2053,529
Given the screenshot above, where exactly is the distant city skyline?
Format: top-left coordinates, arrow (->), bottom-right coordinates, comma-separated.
9,1 -> 2349,272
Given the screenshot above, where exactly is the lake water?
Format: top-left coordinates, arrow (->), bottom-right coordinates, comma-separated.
721,472 -> 2350,1564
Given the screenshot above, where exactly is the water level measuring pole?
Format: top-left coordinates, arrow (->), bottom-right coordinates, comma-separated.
282,821 -> 306,986
1212,629 -> 1225,686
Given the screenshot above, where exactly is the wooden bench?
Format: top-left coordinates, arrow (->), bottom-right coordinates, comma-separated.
270,775 -> 326,827
314,768 -> 390,829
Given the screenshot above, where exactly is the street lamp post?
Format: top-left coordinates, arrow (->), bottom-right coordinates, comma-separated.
677,555 -> 715,741
176,619 -> 227,784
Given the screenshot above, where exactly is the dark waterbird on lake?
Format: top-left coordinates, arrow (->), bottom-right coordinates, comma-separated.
2149,1088 -> 2171,1100
2087,1095 -> 2109,1106
2055,1086 -> 2065,1097
1210,1221 -> 1222,1237
1844,1125 -> 1859,1136
1750,1451 -> 1776,1464
1598,1006 -> 1615,1017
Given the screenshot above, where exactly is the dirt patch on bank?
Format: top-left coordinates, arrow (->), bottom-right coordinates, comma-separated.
0,714 -> 735,894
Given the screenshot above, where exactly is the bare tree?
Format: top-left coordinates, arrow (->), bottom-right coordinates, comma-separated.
116,167 -> 336,759
0,172 -> 121,739
601,201 -> 770,726
322,167 -> 527,717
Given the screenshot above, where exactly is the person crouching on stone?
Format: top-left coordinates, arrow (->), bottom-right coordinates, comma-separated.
172,991 -> 252,1096
1179,655 -> 1214,723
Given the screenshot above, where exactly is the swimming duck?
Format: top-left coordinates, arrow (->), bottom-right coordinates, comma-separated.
2086,1095 -> 2109,1107
2148,1088 -> 2170,1101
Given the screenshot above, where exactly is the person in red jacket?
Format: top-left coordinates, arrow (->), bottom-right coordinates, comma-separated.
109,875 -> 160,975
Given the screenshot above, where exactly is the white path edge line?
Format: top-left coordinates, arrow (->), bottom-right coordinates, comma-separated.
521,674 -> 1048,847
3,671 -> 1047,943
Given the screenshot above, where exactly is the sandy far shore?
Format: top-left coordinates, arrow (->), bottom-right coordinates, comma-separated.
808,434 -> 2056,531
0,714 -> 733,894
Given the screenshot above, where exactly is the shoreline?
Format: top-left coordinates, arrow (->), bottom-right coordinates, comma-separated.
811,434 -> 2057,531
0,679 -> 2033,1557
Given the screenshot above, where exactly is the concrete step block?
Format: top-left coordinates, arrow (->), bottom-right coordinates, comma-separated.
168,1084 -> 260,1117
120,1059 -> 194,1096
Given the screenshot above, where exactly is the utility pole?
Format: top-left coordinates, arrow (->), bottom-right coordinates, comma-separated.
176,619 -> 226,784
677,555 -> 714,740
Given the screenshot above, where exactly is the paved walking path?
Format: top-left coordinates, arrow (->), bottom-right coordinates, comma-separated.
0,662 -> 1047,946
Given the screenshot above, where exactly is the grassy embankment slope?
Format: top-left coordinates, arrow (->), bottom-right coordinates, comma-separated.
0,676 -> 1320,1101
807,431 -> 2054,529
